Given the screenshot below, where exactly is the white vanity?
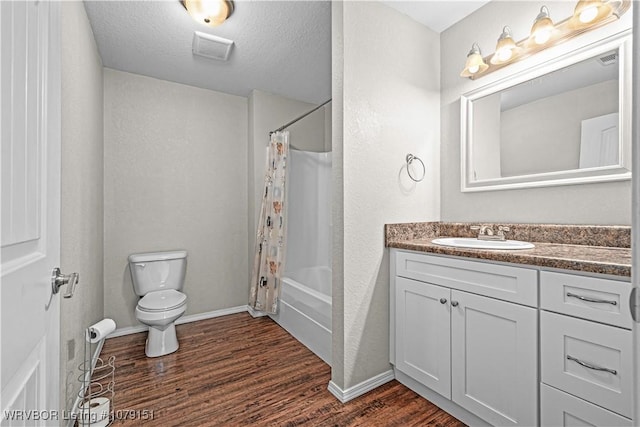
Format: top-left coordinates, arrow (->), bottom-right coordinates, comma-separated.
389,244 -> 632,427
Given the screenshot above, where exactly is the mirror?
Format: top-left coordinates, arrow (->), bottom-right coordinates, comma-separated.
461,34 -> 631,192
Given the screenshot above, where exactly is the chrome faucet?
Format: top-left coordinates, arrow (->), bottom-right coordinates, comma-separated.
470,225 -> 510,241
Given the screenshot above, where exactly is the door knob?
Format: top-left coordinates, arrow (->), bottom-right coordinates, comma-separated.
451,301 -> 459,307
51,268 -> 79,298
440,298 -> 447,304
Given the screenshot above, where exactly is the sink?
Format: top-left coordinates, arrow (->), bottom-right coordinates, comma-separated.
432,237 -> 535,250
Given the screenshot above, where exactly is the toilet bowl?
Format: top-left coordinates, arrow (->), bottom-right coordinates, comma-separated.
128,251 -> 188,357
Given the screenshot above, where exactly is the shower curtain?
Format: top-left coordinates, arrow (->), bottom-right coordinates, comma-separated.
249,131 -> 289,314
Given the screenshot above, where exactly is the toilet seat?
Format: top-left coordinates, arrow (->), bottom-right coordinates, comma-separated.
138,289 -> 186,312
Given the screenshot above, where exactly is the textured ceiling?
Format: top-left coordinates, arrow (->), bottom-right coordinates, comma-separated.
84,1 -> 490,104
84,0 -> 332,104
383,0 -> 491,33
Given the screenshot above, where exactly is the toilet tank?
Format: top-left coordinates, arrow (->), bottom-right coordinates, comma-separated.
128,250 -> 187,296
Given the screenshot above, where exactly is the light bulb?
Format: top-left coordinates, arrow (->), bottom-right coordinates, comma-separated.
496,47 -> 513,62
468,64 -> 480,74
534,28 -> 552,44
579,5 -> 598,23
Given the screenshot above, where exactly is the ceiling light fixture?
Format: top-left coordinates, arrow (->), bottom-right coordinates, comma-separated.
490,26 -> 519,65
460,43 -> 489,78
182,0 -> 234,27
460,0 -> 629,80
530,6 -> 554,45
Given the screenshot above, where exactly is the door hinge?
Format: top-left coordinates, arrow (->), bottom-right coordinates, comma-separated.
630,287 -> 640,323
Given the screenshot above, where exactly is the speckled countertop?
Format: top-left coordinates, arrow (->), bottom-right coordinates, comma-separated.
385,222 -> 631,277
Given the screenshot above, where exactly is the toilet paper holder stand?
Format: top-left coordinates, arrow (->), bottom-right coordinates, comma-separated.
77,327 -> 116,426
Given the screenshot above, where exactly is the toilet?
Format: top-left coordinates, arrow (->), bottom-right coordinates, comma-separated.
128,250 -> 188,357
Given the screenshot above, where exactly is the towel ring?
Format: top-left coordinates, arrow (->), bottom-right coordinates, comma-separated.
406,154 -> 425,182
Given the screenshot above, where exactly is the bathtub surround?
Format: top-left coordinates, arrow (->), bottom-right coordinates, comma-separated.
60,2 -> 105,416
103,69 -> 248,329
247,90 -> 331,280
249,132 -> 290,314
441,0 -> 632,225
271,150 -> 333,364
331,1 -> 441,398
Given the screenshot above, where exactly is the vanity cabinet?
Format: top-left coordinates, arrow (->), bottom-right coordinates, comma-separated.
540,271 -> 633,425
391,249 -> 634,427
393,251 -> 538,427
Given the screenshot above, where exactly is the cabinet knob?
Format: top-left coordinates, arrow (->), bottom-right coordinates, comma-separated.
451,301 -> 459,307
440,298 -> 447,304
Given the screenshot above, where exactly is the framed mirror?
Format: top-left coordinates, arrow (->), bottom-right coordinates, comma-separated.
461,33 -> 631,192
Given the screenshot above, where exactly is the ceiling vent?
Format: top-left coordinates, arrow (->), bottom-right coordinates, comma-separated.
192,31 -> 233,61
597,52 -> 618,66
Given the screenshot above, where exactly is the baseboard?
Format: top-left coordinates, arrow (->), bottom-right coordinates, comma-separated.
247,305 -> 269,318
327,369 -> 395,403
67,340 -> 104,427
108,305 -> 249,338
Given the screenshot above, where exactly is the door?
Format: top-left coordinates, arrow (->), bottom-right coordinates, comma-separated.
395,277 -> 451,399
1,1 -> 61,424
451,290 -> 537,427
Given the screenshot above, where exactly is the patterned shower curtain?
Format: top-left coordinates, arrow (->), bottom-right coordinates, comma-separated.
249,131 -> 289,314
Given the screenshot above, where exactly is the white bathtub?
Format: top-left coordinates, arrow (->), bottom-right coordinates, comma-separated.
270,266 -> 332,364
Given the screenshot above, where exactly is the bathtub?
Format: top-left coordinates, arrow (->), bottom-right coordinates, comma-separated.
270,266 -> 332,364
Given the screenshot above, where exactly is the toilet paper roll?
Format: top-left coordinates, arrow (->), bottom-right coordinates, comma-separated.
86,319 -> 116,343
78,397 -> 110,425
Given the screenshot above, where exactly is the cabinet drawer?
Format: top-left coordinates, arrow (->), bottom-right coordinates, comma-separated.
541,384 -> 632,427
541,311 -> 633,418
395,251 -> 537,306
540,271 -> 632,329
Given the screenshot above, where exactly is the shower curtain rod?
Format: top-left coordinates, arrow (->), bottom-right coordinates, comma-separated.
270,98 -> 332,136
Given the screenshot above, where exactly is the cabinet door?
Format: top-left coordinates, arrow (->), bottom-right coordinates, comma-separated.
541,383 -> 633,427
395,277 -> 451,399
451,290 -> 538,426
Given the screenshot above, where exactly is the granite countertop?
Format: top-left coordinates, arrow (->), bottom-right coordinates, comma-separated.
385,222 -> 632,278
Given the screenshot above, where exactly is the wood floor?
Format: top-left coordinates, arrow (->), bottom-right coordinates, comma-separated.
98,313 -> 464,426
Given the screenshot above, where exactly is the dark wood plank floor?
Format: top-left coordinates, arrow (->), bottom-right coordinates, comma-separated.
99,313 -> 464,426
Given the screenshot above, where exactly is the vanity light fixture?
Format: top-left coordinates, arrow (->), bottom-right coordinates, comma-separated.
460,43 -> 489,77
460,0 -> 629,80
182,0 -> 234,27
490,26 -> 519,65
530,6 -> 554,45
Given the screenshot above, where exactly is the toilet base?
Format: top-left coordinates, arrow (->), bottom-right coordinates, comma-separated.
145,323 -> 179,357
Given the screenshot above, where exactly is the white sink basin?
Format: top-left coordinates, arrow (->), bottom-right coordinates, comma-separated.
432,237 -> 535,250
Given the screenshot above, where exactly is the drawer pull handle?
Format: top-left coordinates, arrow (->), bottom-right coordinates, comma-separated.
566,292 -> 617,305
566,355 -> 617,375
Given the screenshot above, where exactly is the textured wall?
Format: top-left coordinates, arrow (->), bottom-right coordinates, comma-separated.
333,1 -> 441,389
103,69 -> 248,329
441,1 -> 632,225
60,1 -> 105,414
247,90 -> 329,280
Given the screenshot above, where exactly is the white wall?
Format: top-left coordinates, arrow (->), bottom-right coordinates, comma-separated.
103,69 -> 248,328
60,1 -> 104,413
332,1 -> 440,390
247,90 -> 330,280
501,80 -> 618,177
441,1 -> 632,225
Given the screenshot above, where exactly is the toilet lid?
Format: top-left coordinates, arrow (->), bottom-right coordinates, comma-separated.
138,290 -> 186,312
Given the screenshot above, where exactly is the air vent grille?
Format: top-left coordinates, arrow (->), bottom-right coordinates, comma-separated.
597,52 -> 618,66
192,31 -> 234,61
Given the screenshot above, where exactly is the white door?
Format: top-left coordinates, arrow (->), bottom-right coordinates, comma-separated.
1,1 -> 61,425
451,290 -> 538,427
395,277 -> 451,399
